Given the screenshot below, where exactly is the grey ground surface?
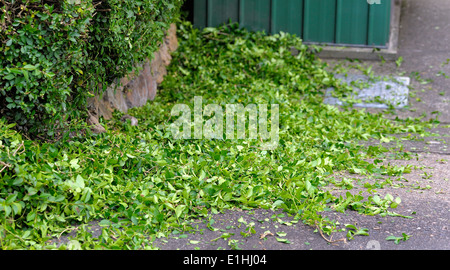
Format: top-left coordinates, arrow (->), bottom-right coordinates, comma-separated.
49,0 -> 450,251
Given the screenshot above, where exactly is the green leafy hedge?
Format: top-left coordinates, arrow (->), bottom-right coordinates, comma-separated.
0,0 -> 183,135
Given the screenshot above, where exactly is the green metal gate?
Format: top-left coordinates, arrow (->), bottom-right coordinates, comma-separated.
192,0 -> 391,48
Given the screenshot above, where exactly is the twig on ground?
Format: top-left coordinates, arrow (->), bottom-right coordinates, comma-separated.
315,221 -> 347,244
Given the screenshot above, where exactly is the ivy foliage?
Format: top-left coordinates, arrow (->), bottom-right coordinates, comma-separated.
0,21 -> 436,249
0,0 -> 183,135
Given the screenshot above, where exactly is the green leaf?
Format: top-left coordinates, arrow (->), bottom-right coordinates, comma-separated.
68,240 -> 82,250
272,200 -> 284,208
75,175 -> 85,191
386,233 -> 410,244
385,194 -> 394,201
131,216 -> 138,225
22,64 -> 36,71
276,238 -> 291,244
12,202 -> 22,215
99,220 -> 111,227
212,233 -> 234,242
12,178 -> 23,186
305,180 -> 314,196
54,195 -> 65,202
3,205 -> 11,217
6,194 -> 17,204
156,160 -> 167,166
70,159 -> 80,169
22,230 -> 31,239
26,211 -> 36,222
345,224 -> 369,240
3,74 -> 15,80
175,205 -> 186,218
372,195 -> 381,205
386,235 -> 401,244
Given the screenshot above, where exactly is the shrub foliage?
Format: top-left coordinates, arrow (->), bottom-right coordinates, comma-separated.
0,0 -> 183,135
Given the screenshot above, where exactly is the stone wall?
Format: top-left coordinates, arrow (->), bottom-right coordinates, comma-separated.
87,24 -> 178,132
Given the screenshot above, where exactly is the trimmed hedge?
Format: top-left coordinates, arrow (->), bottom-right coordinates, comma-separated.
1,0 -> 183,136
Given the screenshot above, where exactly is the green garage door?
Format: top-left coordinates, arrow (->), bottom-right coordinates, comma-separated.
192,0 -> 391,48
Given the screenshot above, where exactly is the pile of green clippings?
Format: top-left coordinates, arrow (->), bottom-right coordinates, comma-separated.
0,21 -> 435,249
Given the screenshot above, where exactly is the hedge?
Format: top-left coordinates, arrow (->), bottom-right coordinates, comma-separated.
0,0 -> 183,136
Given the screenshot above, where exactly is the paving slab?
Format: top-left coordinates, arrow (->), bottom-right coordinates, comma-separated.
324,74 -> 410,108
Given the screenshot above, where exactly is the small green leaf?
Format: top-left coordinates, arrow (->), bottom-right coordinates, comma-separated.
386,233 -> 410,244
131,216 -> 138,225
23,70 -> 29,82
70,159 -> 80,169
26,211 -> 36,222
68,240 -> 82,250
386,235 -> 401,244
175,205 -> 186,218
372,195 -> 381,205
22,64 -> 36,71
3,74 -> 15,80
385,193 -> 394,201
99,220 -> 111,226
